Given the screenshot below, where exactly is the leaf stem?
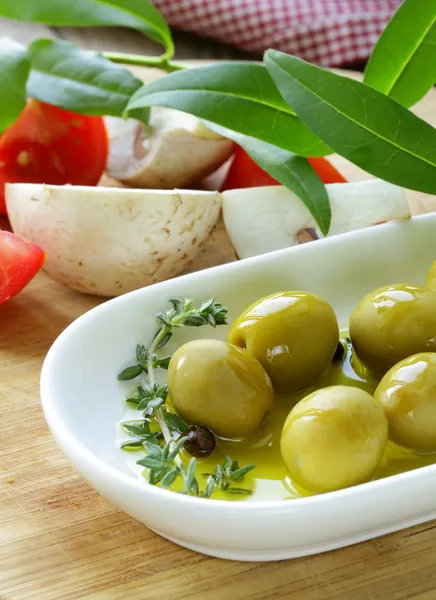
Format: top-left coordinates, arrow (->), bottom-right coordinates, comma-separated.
102,51 -> 185,73
147,325 -> 184,470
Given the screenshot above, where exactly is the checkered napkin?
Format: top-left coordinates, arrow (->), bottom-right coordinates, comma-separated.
154,0 -> 402,67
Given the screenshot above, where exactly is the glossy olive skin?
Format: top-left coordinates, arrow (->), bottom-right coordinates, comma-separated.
375,352 -> 436,453
281,386 -> 388,493
168,339 -> 274,438
425,260 -> 436,292
350,284 -> 436,377
227,291 -> 339,392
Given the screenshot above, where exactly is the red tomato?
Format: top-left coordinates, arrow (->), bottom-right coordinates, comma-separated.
0,230 -> 45,303
221,146 -> 346,190
0,100 -> 108,214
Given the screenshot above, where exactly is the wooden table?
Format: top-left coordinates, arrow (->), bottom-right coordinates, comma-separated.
2,19 -> 436,600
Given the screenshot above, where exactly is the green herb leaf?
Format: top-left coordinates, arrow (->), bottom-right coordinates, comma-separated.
149,468 -> 169,485
0,45 -> 30,133
265,50 -> 436,195
137,457 -> 165,470
228,464 -> 256,481
168,298 -> 183,314
168,436 -> 188,461
204,476 -> 216,498
364,0 -> 436,107
199,298 -> 214,312
125,396 -> 140,405
183,314 -> 208,327
154,355 -> 171,370
137,386 -> 147,399
226,488 -> 253,496
121,421 -> 150,437
120,439 -> 144,450
223,456 -> 233,476
185,457 -> 197,492
215,464 -> 223,488
0,0 -> 173,57
147,397 -> 165,410
143,440 -> 162,456
155,312 -> 172,328
26,39 -> 147,120
155,331 -> 172,349
126,62 -> 330,157
161,468 -> 179,489
163,412 -> 188,434
118,364 -> 144,381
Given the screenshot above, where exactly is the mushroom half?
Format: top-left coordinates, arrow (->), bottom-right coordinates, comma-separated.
5,183 -> 222,297
105,109 -> 234,189
222,180 -> 411,259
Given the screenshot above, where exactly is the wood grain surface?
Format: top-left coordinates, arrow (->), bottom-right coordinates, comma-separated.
1,20 -> 436,600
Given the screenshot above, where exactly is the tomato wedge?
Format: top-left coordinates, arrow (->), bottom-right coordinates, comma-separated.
221,146 -> 346,190
0,230 -> 45,303
0,100 -> 108,214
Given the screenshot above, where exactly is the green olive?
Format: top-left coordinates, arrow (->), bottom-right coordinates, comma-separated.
426,260 -> 436,291
227,291 -> 339,392
349,284 -> 436,377
375,352 -> 436,453
168,339 -> 274,438
281,386 -> 388,493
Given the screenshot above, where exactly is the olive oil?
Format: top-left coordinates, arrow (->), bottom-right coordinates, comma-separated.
118,335 -> 436,501
191,337 -> 436,500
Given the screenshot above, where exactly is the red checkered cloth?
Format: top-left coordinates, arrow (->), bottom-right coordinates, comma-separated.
154,0 -> 402,67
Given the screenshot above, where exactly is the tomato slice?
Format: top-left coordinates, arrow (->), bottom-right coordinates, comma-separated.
221,146 -> 346,190
0,230 -> 45,303
0,100 -> 108,214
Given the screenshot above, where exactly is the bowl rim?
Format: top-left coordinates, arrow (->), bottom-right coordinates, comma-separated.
40,212 -> 436,512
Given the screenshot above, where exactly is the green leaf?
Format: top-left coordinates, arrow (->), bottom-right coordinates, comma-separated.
121,421 -> 150,436
199,298 -> 214,312
126,62 -> 330,157
120,439 -> 144,450
161,468 -> 179,489
163,411 -> 188,434
185,457 -> 197,491
117,364 -> 144,381
136,344 -> 147,362
137,457 -> 164,469
227,488 -> 252,496
0,46 -> 30,132
219,130 -> 330,235
0,0 -> 173,56
204,476 -> 215,498
223,456 -> 233,476
147,397 -> 165,410
228,464 -> 256,481
265,51 -> 436,195
27,39 -> 147,120
364,0 -> 436,107
168,436 -> 188,461
215,464 -> 223,488
168,298 -> 183,315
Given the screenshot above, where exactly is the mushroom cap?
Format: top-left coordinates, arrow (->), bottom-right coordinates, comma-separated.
5,183 -> 222,297
222,180 -> 410,259
105,109 -> 234,189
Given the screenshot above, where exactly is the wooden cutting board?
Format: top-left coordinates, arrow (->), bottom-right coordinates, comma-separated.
1,65 -> 436,600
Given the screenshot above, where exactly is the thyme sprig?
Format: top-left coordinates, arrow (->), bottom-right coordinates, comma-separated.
118,297 -> 256,498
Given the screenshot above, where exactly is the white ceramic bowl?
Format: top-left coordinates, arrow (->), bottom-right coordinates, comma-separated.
41,214 -> 436,562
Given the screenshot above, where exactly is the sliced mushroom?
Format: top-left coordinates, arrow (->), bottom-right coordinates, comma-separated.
105,109 -> 234,189
5,183 -> 222,297
222,180 -> 411,259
